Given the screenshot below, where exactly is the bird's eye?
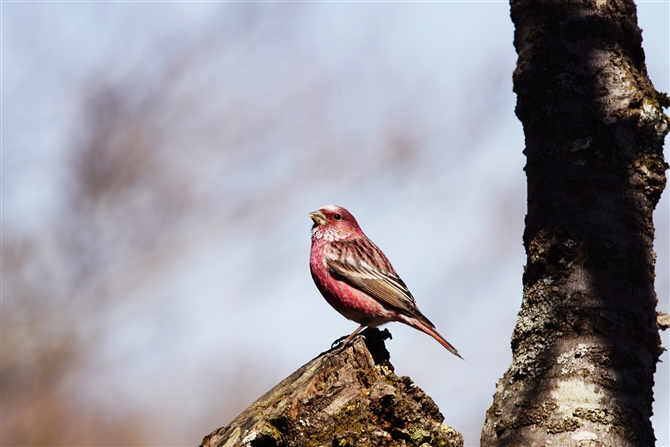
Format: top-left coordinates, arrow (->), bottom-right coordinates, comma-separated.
333,213 -> 342,221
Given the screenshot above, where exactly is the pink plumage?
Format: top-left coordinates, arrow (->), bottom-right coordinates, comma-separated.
309,204 -> 463,359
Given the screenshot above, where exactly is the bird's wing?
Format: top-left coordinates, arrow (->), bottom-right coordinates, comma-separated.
324,237 -> 432,324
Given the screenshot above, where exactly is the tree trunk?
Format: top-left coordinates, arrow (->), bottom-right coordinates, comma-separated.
201,328 -> 463,447
481,1 -> 668,446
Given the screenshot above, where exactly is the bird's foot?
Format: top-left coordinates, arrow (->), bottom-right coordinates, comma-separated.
330,325 -> 367,351
330,335 -> 349,349
330,334 -> 367,351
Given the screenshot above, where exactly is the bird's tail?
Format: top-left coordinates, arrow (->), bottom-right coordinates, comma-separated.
400,315 -> 464,360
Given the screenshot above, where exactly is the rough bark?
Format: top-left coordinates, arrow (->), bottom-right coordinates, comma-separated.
201,328 -> 462,447
481,1 -> 668,446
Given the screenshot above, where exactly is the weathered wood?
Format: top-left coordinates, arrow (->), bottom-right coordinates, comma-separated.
201,329 -> 462,447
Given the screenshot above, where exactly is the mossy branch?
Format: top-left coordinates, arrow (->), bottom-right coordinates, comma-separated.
201,328 -> 462,447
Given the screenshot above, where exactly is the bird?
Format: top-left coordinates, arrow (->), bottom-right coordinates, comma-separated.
309,204 -> 463,359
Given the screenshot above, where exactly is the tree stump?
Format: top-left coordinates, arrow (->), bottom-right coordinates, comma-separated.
200,328 -> 462,447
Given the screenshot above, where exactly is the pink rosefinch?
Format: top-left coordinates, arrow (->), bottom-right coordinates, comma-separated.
309,204 -> 463,359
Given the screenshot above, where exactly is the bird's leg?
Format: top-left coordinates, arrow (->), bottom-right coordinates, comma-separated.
331,325 -> 366,349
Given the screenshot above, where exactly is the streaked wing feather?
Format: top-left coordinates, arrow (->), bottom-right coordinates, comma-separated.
324,238 -> 430,323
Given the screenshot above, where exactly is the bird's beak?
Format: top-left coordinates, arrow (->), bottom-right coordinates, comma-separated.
309,210 -> 327,226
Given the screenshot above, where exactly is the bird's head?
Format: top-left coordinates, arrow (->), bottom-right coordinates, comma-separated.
309,204 -> 363,241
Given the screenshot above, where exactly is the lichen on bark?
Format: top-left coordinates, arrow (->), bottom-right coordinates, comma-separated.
482,1 -> 668,446
201,329 -> 462,447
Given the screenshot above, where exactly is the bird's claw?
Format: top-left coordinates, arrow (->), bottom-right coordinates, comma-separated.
331,335 -> 349,349
330,333 -> 367,351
